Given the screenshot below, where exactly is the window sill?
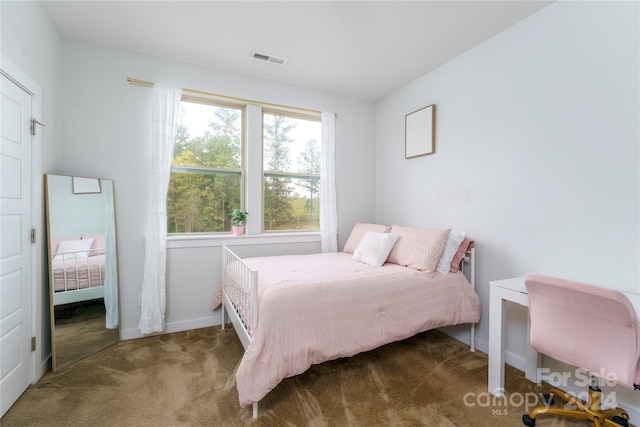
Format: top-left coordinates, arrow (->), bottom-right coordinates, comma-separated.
166,232 -> 321,249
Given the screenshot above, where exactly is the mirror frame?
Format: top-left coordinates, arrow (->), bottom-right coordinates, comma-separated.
45,174 -> 120,371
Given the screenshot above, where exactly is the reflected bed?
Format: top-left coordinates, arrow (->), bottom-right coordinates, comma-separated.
50,235 -> 106,306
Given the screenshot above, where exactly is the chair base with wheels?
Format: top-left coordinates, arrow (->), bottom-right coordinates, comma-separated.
522,383 -> 630,427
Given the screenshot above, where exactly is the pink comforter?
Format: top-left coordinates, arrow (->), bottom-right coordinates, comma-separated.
212,252 -> 481,407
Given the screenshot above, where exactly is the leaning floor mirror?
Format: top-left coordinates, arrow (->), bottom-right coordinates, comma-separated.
45,174 -> 119,371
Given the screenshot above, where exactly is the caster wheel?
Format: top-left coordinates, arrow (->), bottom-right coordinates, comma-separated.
612,415 -> 629,427
522,414 -> 536,426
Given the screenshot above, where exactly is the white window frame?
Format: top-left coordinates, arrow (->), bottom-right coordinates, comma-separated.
168,96 -> 245,235
167,102 -> 321,249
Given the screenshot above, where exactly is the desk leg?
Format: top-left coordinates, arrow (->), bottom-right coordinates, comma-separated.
524,312 -> 541,384
488,290 -> 506,396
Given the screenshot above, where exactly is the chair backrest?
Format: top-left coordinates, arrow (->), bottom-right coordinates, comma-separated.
525,273 -> 640,390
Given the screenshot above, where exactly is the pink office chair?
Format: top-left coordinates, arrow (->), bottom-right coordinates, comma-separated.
522,274 -> 640,427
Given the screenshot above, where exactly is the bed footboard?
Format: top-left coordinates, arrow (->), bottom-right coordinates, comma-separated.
52,250 -> 106,306
221,245 -> 258,350
221,245 -> 259,418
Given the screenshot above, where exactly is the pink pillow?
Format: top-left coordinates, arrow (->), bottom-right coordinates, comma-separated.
343,223 -> 392,254
352,231 -> 399,267
386,225 -> 451,275
450,237 -> 474,273
82,234 -> 106,257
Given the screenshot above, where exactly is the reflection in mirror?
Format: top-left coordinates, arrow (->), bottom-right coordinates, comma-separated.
45,174 -> 119,371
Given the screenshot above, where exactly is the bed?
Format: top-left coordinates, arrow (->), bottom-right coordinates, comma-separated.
212,223 -> 481,418
50,235 -> 106,306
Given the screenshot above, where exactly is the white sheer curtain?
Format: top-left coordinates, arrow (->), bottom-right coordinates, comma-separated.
320,112 -> 338,252
138,84 -> 182,334
102,179 -> 118,329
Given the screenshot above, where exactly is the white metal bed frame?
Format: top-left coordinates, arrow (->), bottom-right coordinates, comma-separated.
52,249 -> 105,306
220,245 -> 477,419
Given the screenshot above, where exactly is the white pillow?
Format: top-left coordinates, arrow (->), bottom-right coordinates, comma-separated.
436,229 -> 466,276
352,231 -> 399,267
53,238 -> 95,263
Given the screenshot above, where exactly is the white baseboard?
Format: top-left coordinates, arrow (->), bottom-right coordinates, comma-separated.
120,314 -> 220,341
439,324 -> 491,355
444,331 -> 526,372
34,355 -> 51,383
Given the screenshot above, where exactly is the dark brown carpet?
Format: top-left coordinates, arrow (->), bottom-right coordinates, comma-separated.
54,299 -> 119,370
0,327 -> 614,426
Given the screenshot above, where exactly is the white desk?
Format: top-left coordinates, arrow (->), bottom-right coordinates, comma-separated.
488,277 -> 539,397
488,277 -> 640,397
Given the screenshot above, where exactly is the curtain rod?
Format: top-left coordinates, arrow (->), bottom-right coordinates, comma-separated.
126,77 -> 334,117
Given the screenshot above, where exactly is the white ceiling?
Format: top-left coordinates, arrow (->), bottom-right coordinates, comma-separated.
40,1 -> 552,101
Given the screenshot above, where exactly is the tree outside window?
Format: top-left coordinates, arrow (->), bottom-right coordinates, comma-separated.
167,100 -> 242,233
263,112 -> 321,232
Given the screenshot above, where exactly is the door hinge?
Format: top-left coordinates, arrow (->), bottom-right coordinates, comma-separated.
31,337 -> 36,352
30,228 -> 36,244
31,118 -> 45,136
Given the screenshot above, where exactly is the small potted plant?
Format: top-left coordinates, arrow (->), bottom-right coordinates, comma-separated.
231,209 -> 248,236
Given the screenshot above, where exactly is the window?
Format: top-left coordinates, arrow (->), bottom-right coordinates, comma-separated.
167,98 -> 243,233
263,112 -> 321,232
168,97 -> 322,235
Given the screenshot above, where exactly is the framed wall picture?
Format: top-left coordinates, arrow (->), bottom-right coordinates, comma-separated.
72,176 -> 102,194
405,104 -> 435,159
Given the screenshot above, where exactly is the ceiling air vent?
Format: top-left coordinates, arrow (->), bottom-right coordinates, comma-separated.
251,51 -> 287,66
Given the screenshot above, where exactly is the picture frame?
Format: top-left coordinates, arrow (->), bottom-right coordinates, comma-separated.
72,176 -> 102,194
405,104 -> 435,159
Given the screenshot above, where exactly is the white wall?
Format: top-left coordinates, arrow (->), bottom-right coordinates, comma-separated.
46,175 -> 105,239
1,1 -> 64,172
1,0 -> 64,377
60,40 -> 377,338
375,0 -> 639,414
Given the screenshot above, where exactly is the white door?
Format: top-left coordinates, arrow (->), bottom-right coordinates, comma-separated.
0,72 -> 33,417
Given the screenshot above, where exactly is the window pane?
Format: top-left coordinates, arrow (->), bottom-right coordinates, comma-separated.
175,101 -> 241,168
168,171 -> 241,233
263,113 -> 321,231
168,100 -> 243,234
263,175 -> 320,231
